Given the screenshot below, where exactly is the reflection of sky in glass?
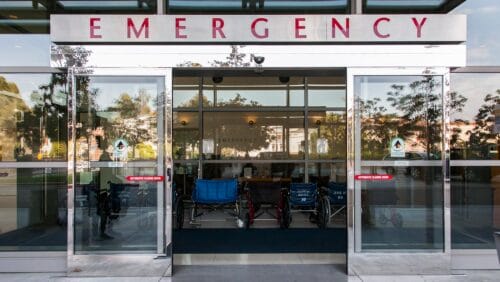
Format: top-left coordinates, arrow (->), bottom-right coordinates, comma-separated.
450,73 -> 500,121
0,74 -> 52,107
217,89 -> 286,106
367,0 -> 446,8
0,35 -> 50,66
309,89 -> 345,107
453,0 -> 500,65
87,76 -> 161,109
357,75 -> 442,116
169,0 -> 347,10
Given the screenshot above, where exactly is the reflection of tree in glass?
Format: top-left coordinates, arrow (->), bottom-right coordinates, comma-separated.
359,97 -> 398,160
217,93 -> 261,107
448,91 -> 468,150
206,116 -> 271,159
107,90 -> 157,160
386,76 -> 442,159
467,90 -> 500,158
308,112 -> 346,159
0,76 -> 29,160
1,46 -> 91,160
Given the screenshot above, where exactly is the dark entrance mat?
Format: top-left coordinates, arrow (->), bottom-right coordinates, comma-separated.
173,228 -> 347,253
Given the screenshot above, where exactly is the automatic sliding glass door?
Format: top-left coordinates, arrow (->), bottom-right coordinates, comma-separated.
349,68 -> 450,253
68,68 -> 172,275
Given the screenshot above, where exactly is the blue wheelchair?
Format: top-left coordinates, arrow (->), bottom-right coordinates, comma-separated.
281,183 -> 330,229
175,178 -> 241,229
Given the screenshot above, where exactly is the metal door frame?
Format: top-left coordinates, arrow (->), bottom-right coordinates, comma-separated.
346,67 -> 452,275
67,67 -> 173,276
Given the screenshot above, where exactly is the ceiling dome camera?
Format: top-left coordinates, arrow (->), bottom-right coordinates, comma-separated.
253,56 -> 265,65
279,76 -> 290,84
212,76 -> 223,84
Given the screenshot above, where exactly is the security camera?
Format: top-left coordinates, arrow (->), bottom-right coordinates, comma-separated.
212,76 -> 223,84
253,56 -> 265,65
279,76 -> 290,84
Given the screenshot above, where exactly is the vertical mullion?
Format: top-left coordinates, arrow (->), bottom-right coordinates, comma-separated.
304,76 -> 309,183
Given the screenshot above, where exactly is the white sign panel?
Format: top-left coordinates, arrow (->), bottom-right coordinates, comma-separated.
51,14 -> 466,43
390,137 -> 405,158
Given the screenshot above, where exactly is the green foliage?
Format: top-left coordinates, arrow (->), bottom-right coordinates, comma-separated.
135,143 -> 156,160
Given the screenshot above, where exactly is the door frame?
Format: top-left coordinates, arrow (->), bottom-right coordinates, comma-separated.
67,67 -> 173,276
346,67 -> 452,275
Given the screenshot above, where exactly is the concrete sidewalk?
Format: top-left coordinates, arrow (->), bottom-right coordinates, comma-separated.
0,266 -> 499,282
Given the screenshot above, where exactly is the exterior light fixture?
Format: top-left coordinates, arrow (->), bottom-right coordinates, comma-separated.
315,120 -> 322,126
180,120 -> 187,126
248,120 -> 255,126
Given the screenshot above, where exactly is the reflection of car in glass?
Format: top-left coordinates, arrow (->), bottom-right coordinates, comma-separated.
382,152 -> 439,178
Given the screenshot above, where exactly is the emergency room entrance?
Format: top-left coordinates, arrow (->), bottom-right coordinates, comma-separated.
172,69 -> 348,254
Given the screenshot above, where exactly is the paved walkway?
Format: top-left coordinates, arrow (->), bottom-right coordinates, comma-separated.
0,266 -> 499,282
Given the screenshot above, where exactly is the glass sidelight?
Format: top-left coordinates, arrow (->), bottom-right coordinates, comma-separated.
70,72 -> 170,254
353,73 -> 447,251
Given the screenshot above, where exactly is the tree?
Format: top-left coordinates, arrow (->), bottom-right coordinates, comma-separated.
386,76 -> 442,159
211,45 -> 252,67
107,90 -> 157,160
359,97 -> 399,160
468,90 -> 500,158
448,91 -> 468,150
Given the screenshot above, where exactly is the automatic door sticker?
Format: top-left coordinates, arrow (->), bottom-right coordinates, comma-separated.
390,137 -> 405,158
113,138 -> 128,160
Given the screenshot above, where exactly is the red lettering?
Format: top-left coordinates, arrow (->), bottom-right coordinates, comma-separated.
295,18 -> 306,39
373,17 -> 390,39
212,18 -> 226,39
176,18 -> 187,39
331,18 -> 350,38
89,17 -> 102,39
127,18 -> 149,39
251,18 -> 269,39
412,17 -> 427,38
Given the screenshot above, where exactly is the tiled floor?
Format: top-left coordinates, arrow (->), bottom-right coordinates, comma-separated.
181,206 -> 346,229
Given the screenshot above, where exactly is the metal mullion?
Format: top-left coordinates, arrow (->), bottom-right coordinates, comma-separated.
198,76 -> 203,179
451,160 -> 500,166
308,107 -> 346,112
67,67 -> 76,259
0,162 -> 67,168
158,0 -> 164,14
173,160 -> 199,164
360,160 -> 443,167
202,160 -> 306,164
451,66 -> 500,73
309,159 -> 347,164
304,76 -> 309,183
202,107 -> 304,112
0,67 -> 64,73
173,108 -> 198,112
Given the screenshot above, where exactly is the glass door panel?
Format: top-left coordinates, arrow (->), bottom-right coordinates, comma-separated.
354,75 -> 445,251
73,75 -> 165,253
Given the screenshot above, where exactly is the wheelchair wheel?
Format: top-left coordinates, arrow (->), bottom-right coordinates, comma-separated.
174,196 -> 184,229
280,199 -> 291,229
317,195 -> 331,229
